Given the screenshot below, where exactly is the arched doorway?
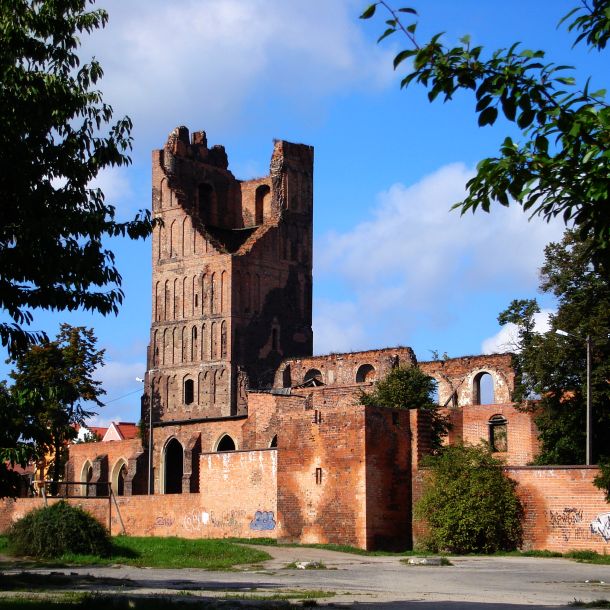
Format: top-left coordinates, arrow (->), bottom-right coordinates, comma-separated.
81,461 -> 93,497
164,438 -> 184,494
111,459 -> 128,496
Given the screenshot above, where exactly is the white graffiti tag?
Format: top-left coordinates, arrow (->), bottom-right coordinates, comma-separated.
590,512 -> 610,542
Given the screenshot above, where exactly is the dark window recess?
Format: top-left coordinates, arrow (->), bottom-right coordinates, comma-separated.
315,467 -> 323,485
272,327 -> 279,351
195,294 -> 199,308
489,415 -> 508,452
312,409 -> 322,424
165,438 -> 183,494
270,435 -> 278,448
217,435 -> 236,451
184,379 -> 194,405
117,464 -> 127,496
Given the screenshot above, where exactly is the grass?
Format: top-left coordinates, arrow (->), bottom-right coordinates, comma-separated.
0,594 -> 314,609
564,550 -> 610,565
569,600 -> 610,608
225,589 -> 334,600
1,535 -> 270,570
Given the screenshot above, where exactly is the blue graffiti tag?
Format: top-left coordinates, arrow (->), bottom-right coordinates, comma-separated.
250,510 -> 276,531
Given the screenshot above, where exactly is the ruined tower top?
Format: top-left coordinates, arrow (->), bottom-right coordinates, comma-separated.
146,128 -> 314,423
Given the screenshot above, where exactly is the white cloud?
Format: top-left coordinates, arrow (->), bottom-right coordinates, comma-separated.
481,309 -> 554,354
313,300 -> 367,354
84,0 -> 393,147
315,163 -> 564,352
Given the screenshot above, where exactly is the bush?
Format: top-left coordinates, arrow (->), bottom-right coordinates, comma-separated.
7,501 -> 111,558
415,444 -> 523,554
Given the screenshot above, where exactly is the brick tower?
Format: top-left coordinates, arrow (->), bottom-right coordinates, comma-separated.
144,127 -> 313,425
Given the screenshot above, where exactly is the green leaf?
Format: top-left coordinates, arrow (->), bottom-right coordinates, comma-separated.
517,108 -> 535,129
394,49 -> 414,69
360,3 -> 377,19
501,96 -> 517,121
398,7 -> 417,14
378,28 -> 396,43
476,95 -> 493,112
478,106 -> 498,126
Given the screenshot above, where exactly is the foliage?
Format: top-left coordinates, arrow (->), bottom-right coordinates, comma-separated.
0,0 -> 152,357
359,365 -> 450,452
361,1 -> 610,265
497,231 -> 610,467
7,501 -> 112,558
0,382 -> 39,497
8,324 -> 105,485
415,443 -> 523,553
594,460 -> 610,501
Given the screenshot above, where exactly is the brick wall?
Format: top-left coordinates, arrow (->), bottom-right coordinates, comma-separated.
507,466 -> 610,553
444,403 -> 539,466
276,401 -> 368,548
199,448 -> 278,539
278,347 -> 416,388
420,353 -> 515,407
365,407 -> 411,550
1,449 -> 279,540
412,465 -> 610,553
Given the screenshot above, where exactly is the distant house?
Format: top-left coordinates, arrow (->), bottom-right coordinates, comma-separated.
102,422 -> 138,442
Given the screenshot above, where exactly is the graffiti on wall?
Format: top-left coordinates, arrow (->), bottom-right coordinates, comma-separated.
155,516 -> 174,527
182,509 -> 246,531
548,507 -> 583,527
590,512 -> 610,542
548,507 -> 610,544
250,510 -> 276,531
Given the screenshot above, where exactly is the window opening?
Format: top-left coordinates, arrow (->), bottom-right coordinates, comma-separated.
356,364 -> 376,383
184,378 -> 194,405
303,368 -> 323,386
489,415 -> 508,452
217,435 -> 236,451
473,372 -> 495,405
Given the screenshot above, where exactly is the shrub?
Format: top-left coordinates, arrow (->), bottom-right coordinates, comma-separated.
415,443 -> 523,554
7,501 -> 111,558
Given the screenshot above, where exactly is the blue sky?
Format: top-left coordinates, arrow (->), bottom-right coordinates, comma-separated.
2,0 -> 606,425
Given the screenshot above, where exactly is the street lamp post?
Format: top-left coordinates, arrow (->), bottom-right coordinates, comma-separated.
556,330 -> 592,465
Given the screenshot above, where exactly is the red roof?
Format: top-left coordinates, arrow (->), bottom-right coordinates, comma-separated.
107,422 -> 138,440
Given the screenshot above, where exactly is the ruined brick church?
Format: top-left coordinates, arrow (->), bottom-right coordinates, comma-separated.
48,127 -> 606,553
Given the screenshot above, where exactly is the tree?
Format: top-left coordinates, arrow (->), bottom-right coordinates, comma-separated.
498,231 -> 610,466
9,324 -> 105,486
361,1 -> 610,264
0,0 -> 152,357
359,365 -> 449,452
415,443 -> 523,553
0,382 -> 40,497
